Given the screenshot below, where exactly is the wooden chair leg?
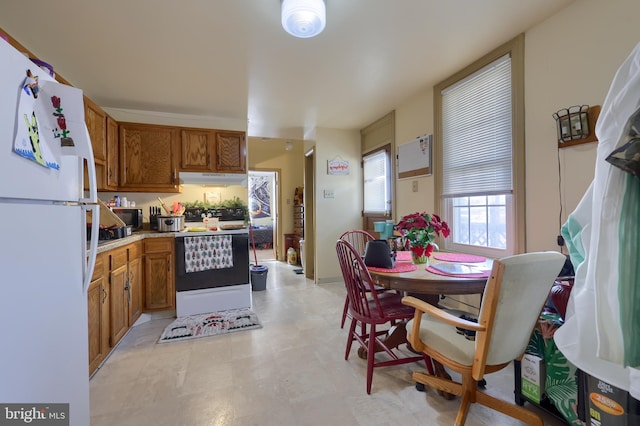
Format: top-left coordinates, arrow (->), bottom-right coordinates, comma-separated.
475,392 -> 544,426
345,318 -> 358,360
340,296 -> 349,328
366,323 -> 377,394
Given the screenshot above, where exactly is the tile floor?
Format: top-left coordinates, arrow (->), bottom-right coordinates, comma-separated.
89,256 -> 568,426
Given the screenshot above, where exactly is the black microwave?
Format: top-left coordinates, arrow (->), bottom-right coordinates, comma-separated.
109,207 -> 143,230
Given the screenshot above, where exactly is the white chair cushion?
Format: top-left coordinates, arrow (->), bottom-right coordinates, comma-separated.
406,309 -> 477,366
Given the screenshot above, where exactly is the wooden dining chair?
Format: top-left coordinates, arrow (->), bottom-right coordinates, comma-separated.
402,251 -> 566,426
338,230 -> 386,328
336,238 -> 430,394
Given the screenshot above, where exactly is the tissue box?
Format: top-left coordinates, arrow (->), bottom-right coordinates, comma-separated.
521,353 -> 545,404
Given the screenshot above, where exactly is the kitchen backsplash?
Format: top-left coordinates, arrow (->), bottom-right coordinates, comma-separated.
99,184 -> 248,223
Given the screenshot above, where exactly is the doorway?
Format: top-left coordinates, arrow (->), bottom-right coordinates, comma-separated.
304,148 -> 315,281
248,170 -> 278,261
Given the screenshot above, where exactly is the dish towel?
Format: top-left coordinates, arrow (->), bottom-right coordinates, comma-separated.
184,235 -> 233,273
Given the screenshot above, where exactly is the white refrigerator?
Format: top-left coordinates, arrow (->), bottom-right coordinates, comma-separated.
0,40 -> 99,424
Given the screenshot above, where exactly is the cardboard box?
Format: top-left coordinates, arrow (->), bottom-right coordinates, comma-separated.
521,353 -> 545,404
586,374 -> 640,426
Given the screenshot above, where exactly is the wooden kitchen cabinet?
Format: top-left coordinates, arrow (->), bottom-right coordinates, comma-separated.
108,242 -> 143,348
143,238 -> 175,311
180,128 -> 247,174
83,98 -> 118,191
84,96 -> 107,163
214,131 -> 246,173
109,247 -> 129,347
127,242 -> 143,326
180,129 -> 214,171
119,122 -> 180,192
87,253 -> 109,376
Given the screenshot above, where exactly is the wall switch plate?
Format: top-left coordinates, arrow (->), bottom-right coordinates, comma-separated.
412,180 -> 418,192
323,189 -> 334,198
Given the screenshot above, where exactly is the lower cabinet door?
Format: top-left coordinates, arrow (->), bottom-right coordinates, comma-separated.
109,264 -> 128,347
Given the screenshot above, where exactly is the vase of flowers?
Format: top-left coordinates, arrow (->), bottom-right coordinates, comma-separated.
396,212 -> 450,265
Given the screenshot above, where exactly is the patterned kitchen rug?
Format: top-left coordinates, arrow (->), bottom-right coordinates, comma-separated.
158,308 -> 262,343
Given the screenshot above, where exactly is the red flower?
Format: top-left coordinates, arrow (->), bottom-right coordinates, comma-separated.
51,96 -> 61,109
396,211 -> 449,257
57,116 -> 67,130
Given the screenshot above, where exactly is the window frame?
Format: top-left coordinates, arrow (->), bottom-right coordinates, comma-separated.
434,34 -> 525,256
362,145 -> 392,215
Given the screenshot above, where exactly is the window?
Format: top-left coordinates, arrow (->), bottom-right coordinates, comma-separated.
363,148 -> 391,214
435,35 -> 524,257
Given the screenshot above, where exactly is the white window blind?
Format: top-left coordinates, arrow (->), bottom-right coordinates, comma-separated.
363,149 -> 389,213
442,54 -> 512,197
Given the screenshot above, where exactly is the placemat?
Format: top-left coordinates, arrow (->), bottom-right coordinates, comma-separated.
432,252 -> 486,263
395,251 -> 412,262
426,265 -> 489,278
368,263 -> 418,273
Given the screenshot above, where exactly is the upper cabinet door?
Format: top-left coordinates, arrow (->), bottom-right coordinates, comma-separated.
84,96 -> 107,163
215,131 -> 246,173
180,129 -> 214,172
119,123 -> 179,192
105,115 -> 119,190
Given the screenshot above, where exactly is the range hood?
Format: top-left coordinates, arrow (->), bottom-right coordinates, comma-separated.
179,172 -> 247,186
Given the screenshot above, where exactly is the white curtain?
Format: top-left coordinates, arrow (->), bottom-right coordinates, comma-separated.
555,41 -> 640,398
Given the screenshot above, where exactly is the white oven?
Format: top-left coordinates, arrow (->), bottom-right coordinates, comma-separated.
174,229 -> 250,317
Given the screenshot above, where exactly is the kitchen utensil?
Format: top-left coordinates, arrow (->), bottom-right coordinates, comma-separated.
157,215 -> 184,232
157,197 -> 171,214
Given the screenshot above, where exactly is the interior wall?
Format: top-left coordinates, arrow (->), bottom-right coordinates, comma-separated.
524,0 -> 640,252
247,137 -> 304,260
392,0 -> 640,254
314,127 -> 362,284
395,88 -> 435,219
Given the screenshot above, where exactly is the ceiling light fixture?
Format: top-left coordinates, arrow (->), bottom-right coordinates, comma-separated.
281,0 -> 326,39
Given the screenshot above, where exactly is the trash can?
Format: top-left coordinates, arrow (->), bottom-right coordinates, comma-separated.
250,265 -> 268,291
299,239 -> 305,272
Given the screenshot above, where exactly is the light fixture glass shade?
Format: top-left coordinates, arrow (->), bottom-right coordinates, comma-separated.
281,0 -> 326,38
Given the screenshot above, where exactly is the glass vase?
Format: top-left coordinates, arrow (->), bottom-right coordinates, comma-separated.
411,247 -> 429,265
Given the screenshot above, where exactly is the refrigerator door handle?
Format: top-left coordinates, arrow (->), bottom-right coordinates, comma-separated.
64,125 -> 97,204
83,204 -> 100,292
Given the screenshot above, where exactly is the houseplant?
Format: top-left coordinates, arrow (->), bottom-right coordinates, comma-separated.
395,212 -> 450,264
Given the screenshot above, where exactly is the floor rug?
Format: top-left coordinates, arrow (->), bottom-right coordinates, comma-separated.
158,308 -> 262,343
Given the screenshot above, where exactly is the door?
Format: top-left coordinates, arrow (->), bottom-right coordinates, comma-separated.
109,260 -> 128,347
304,148 -> 315,280
128,253 -> 142,325
362,144 -> 392,236
248,170 -> 278,260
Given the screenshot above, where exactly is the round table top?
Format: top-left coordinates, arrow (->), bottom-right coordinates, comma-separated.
368,258 -> 493,295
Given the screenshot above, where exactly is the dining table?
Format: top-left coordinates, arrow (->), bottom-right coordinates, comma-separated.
365,251 -> 494,397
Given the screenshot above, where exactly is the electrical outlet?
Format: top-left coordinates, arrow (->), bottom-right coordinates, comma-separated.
412,180 -> 418,192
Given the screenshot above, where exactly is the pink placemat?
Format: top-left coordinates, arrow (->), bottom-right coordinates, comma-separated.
368,263 -> 418,273
395,251 -> 412,262
432,253 -> 486,263
426,265 -> 490,278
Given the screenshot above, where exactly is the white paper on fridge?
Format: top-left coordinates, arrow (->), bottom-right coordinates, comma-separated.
13,69 -> 87,171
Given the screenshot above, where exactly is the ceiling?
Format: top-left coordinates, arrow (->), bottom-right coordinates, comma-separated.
0,1 -> 574,139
